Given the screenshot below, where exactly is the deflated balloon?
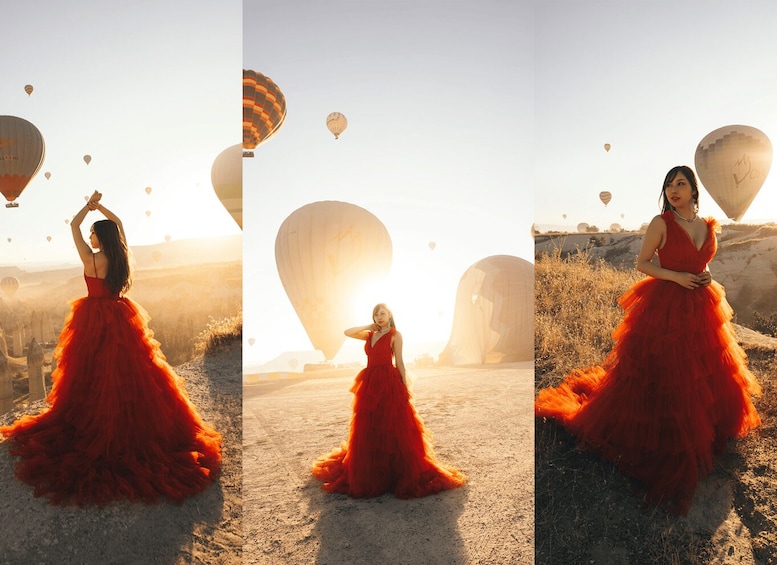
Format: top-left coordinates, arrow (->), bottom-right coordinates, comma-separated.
211,143 -> 242,229
275,201 -> 393,360
438,255 -> 533,365
326,112 -> 348,139
599,191 -> 612,206
694,124 -> 772,222
243,69 -> 286,150
0,115 -> 45,204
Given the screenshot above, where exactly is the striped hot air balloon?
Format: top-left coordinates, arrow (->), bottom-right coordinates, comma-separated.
243,69 -> 287,152
599,191 -> 612,206
0,115 -> 45,207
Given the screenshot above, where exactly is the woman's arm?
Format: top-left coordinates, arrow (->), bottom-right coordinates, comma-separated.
635,214 -> 705,290
392,331 -> 407,385
344,324 -> 378,340
70,192 -> 100,267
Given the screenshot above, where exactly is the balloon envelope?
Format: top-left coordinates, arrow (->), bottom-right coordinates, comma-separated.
604,143 -> 611,152
0,115 -> 46,203
439,255 -> 534,365
83,154 -> 91,165
275,201 -> 393,360
145,186 -> 152,195
599,191 -> 612,206
1,276 -> 20,299
211,143 -> 242,229
577,222 -> 589,232
243,69 -> 286,150
326,112 -> 348,139
694,124 -> 772,222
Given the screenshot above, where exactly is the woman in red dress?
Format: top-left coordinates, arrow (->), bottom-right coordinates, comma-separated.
535,166 -> 761,515
312,303 -> 466,498
1,191 -> 221,505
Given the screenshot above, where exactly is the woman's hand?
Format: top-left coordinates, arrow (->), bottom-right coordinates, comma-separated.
673,271 -> 706,290
87,190 -> 102,210
697,270 -> 712,286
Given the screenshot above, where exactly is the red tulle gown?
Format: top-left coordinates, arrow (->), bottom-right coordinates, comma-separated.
0,271 -> 221,506
312,328 -> 466,498
535,211 -> 761,515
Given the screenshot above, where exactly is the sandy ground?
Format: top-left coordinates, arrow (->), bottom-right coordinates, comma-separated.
0,343 -> 242,564
242,362 -> 533,565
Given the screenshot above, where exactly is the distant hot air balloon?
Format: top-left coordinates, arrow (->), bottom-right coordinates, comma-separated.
164,234 -> 171,242
24,85 -> 33,96
599,191 -> 612,206
46,235 -> 51,242
604,143 -> 611,152
620,213 -> 625,219
577,222 -> 589,233
243,69 -> 286,151
145,186 -> 152,195
145,210 -> 151,217
326,112 -> 348,139
562,213 -> 567,219
83,154 -> 91,165
0,115 -> 45,207
275,201 -> 393,360
44,171 -> 51,180
610,223 -> 621,232
1,276 -> 20,299
438,255 -> 533,365
64,219 -> 69,225
428,241 -> 436,251
694,125 -> 772,222
211,143 -> 242,229
248,338 -> 256,346
6,237 -> 11,243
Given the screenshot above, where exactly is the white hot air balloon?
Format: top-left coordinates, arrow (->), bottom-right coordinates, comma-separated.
694,125 -> 772,222
326,112 -> 348,139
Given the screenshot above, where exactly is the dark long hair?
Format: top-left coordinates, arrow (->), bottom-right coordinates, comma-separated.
372,303 -> 397,329
92,220 -> 131,296
659,165 -> 700,213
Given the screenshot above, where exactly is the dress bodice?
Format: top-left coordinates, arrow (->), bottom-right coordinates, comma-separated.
657,210 -> 718,274
365,328 -> 395,367
84,274 -> 118,299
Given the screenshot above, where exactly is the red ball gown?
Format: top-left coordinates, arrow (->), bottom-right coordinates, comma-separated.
1,272 -> 221,506
312,328 -> 466,498
535,211 -> 761,515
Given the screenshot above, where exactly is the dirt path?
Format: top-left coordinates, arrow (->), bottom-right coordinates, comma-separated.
0,344 -> 242,564
243,362 -> 534,565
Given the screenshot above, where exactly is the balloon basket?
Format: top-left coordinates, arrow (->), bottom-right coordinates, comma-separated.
5,202 -> 19,208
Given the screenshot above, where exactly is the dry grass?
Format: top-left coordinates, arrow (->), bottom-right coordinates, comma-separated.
534,248 -> 777,565
194,311 -> 242,357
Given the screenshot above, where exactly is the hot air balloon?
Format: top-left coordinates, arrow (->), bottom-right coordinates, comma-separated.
1,276 -> 20,299
46,235 -> 51,242
620,213 -> 625,219
145,210 -> 151,217
275,201 -> 393,360
145,186 -> 152,195
694,125 -> 772,222
0,115 -> 46,207
24,85 -> 33,96
577,222 -> 589,233
243,69 -> 286,152
599,191 -> 612,206
438,255 -> 533,365
83,154 -> 91,165
604,143 -> 611,152
64,219 -> 69,225
248,337 -> 256,346
211,143 -> 242,229
562,213 -> 567,219
164,234 -> 171,242
428,241 -> 436,251
610,223 -> 622,232
326,112 -> 348,139
6,237 -> 11,243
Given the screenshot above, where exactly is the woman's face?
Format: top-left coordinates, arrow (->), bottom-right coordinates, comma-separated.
373,307 -> 391,328
89,226 -> 101,249
664,172 -> 694,209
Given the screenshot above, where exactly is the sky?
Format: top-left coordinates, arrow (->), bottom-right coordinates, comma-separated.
243,0 -> 535,372
534,1 -> 777,233
1,1 -> 242,267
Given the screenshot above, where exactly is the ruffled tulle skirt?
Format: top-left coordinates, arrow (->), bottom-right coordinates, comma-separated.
1,295 -> 221,506
535,278 -> 761,514
312,363 -> 465,498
